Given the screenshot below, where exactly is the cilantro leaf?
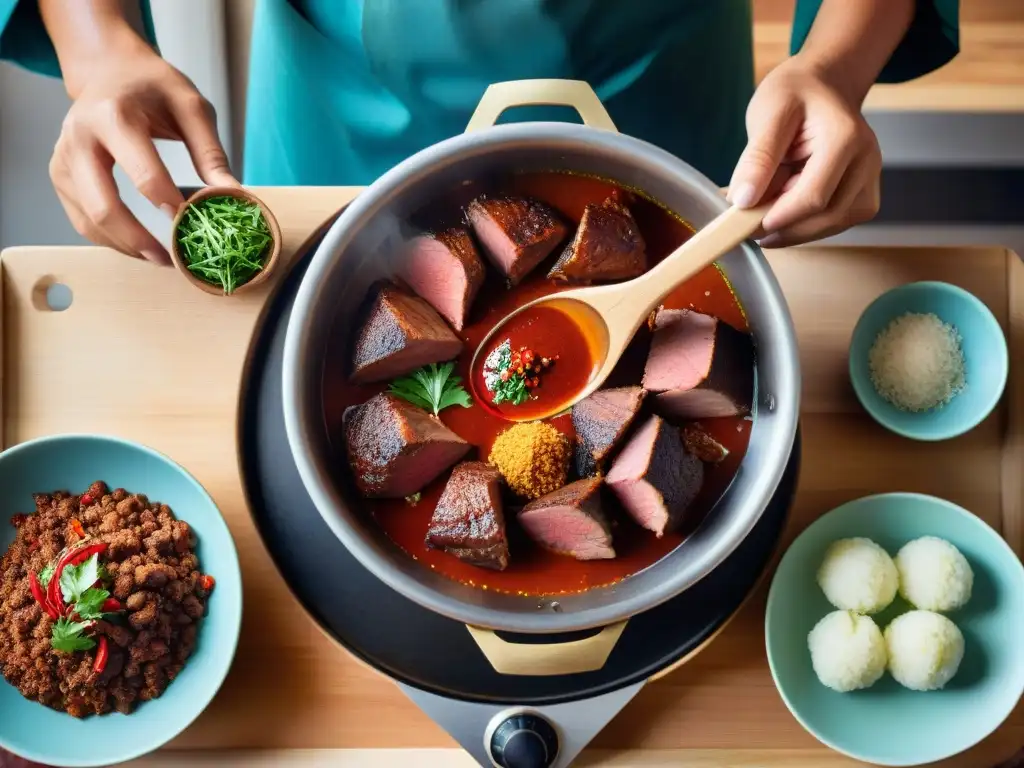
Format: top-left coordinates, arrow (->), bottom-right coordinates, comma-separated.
388,377 -> 434,412
389,362 -> 472,416
51,617 -> 96,652
38,562 -> 55,590
438,378 -> 473,411
74,587 -> 111,621
60,553 -> 101,606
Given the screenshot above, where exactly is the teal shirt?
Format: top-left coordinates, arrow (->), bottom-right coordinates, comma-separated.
1,0 -> 958,187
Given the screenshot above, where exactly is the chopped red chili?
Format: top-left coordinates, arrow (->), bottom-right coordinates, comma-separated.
101,598 -> 122,613
70,519 -> 86,539
199,575 -> 215,592
29,571 -> 57,620
79,494 -> 93,506
92,636 -> 108,675
68,542 -> 107,567
27,539 -> 40,553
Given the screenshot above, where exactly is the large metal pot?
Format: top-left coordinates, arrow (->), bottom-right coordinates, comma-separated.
282,80 -> 800,642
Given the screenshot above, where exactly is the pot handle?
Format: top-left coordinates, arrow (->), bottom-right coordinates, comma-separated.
465,621 -> 627,676
465,79 -> 618,133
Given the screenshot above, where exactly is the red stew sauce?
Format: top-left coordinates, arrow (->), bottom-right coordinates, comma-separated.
322,172 -> 752,596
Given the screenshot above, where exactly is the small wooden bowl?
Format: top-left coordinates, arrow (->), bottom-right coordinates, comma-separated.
170,186 -> 283,297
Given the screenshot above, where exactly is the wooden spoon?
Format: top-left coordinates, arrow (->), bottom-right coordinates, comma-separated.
471,201 -> 771,421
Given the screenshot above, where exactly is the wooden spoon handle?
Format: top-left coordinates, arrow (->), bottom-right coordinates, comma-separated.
628,202 -> 771,317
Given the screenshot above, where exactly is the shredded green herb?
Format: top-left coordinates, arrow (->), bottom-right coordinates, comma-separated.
389,362 -> 473,416
175,195 -> 273,294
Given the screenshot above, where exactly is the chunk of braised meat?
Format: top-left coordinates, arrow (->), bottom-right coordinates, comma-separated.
95,619 -> 134,648
144,528 -> 174,556
96,648 -> 125,685
134,563 -> 177,589
164,579 -> 189,602
171,521 -> 195,554
181,594 -> 205,620
127,591 -> 160,629
106,529 -> 142,561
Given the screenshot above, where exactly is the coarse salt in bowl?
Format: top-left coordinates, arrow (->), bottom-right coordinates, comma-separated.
848,281 -> 1008,441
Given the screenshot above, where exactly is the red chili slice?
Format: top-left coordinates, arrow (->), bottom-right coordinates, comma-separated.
29,571 -> 57,620
101,598 -> 122,613
70,519 -> 86,539
80,494 -> 93,506
92,636 -> 108,675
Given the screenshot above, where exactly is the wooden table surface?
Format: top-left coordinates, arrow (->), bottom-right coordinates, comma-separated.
1,188 -> 1022,767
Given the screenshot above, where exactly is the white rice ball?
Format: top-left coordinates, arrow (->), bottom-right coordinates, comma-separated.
885,610 -> 964,691
807,610 -> 887,692
816,537 -> 898,614
895,536 -> 973,611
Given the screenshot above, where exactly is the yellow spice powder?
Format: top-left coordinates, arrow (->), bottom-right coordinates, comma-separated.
488,422 -> 570,499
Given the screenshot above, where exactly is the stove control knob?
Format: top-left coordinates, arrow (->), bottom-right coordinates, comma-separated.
489,713 -> 559,768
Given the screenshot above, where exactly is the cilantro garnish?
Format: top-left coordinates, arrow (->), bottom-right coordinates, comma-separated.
51,617 -> 96,652
57,553 -> 115,621
74,588 -> 111,621
389,362 -> 472,416
60,554 -> 102,606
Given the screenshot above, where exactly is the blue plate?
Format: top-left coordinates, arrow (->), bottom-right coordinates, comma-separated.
849,281 -> 1008,441
766,493 -> 1024,766
0,434 -> 242,767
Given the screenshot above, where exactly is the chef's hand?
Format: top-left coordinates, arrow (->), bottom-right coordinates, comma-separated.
49,38 -> 236,263
728,54 -> 882,248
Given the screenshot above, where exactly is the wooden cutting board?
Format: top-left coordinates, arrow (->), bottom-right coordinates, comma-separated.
2,188 -> 1023,767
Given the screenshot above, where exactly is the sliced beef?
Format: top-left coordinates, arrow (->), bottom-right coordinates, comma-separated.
397,228 -> 485,331
466,195 -> 568,285
519,477 -> 615,560
343,392 -> 470,498
606,414 -> 703,537
350,281 -> 463,384
426,462 -> 508,570
642,308 -> 754,419
682,422 -> 730,463
572,386 -> 645,478
548,198 -> 647,283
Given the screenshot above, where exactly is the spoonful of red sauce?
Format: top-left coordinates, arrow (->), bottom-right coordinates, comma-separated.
470,202 -> 769,422
470,299 -> 606,421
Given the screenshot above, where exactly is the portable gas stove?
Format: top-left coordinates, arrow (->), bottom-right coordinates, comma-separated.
239,236 -> 800,768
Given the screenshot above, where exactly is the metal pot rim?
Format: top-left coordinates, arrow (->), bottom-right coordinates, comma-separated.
282,121 -> 800,633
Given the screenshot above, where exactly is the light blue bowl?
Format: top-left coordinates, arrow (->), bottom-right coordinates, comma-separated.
766,493 -> 1024,767
0,435 -> 242,767
849,281 -> 1008,441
